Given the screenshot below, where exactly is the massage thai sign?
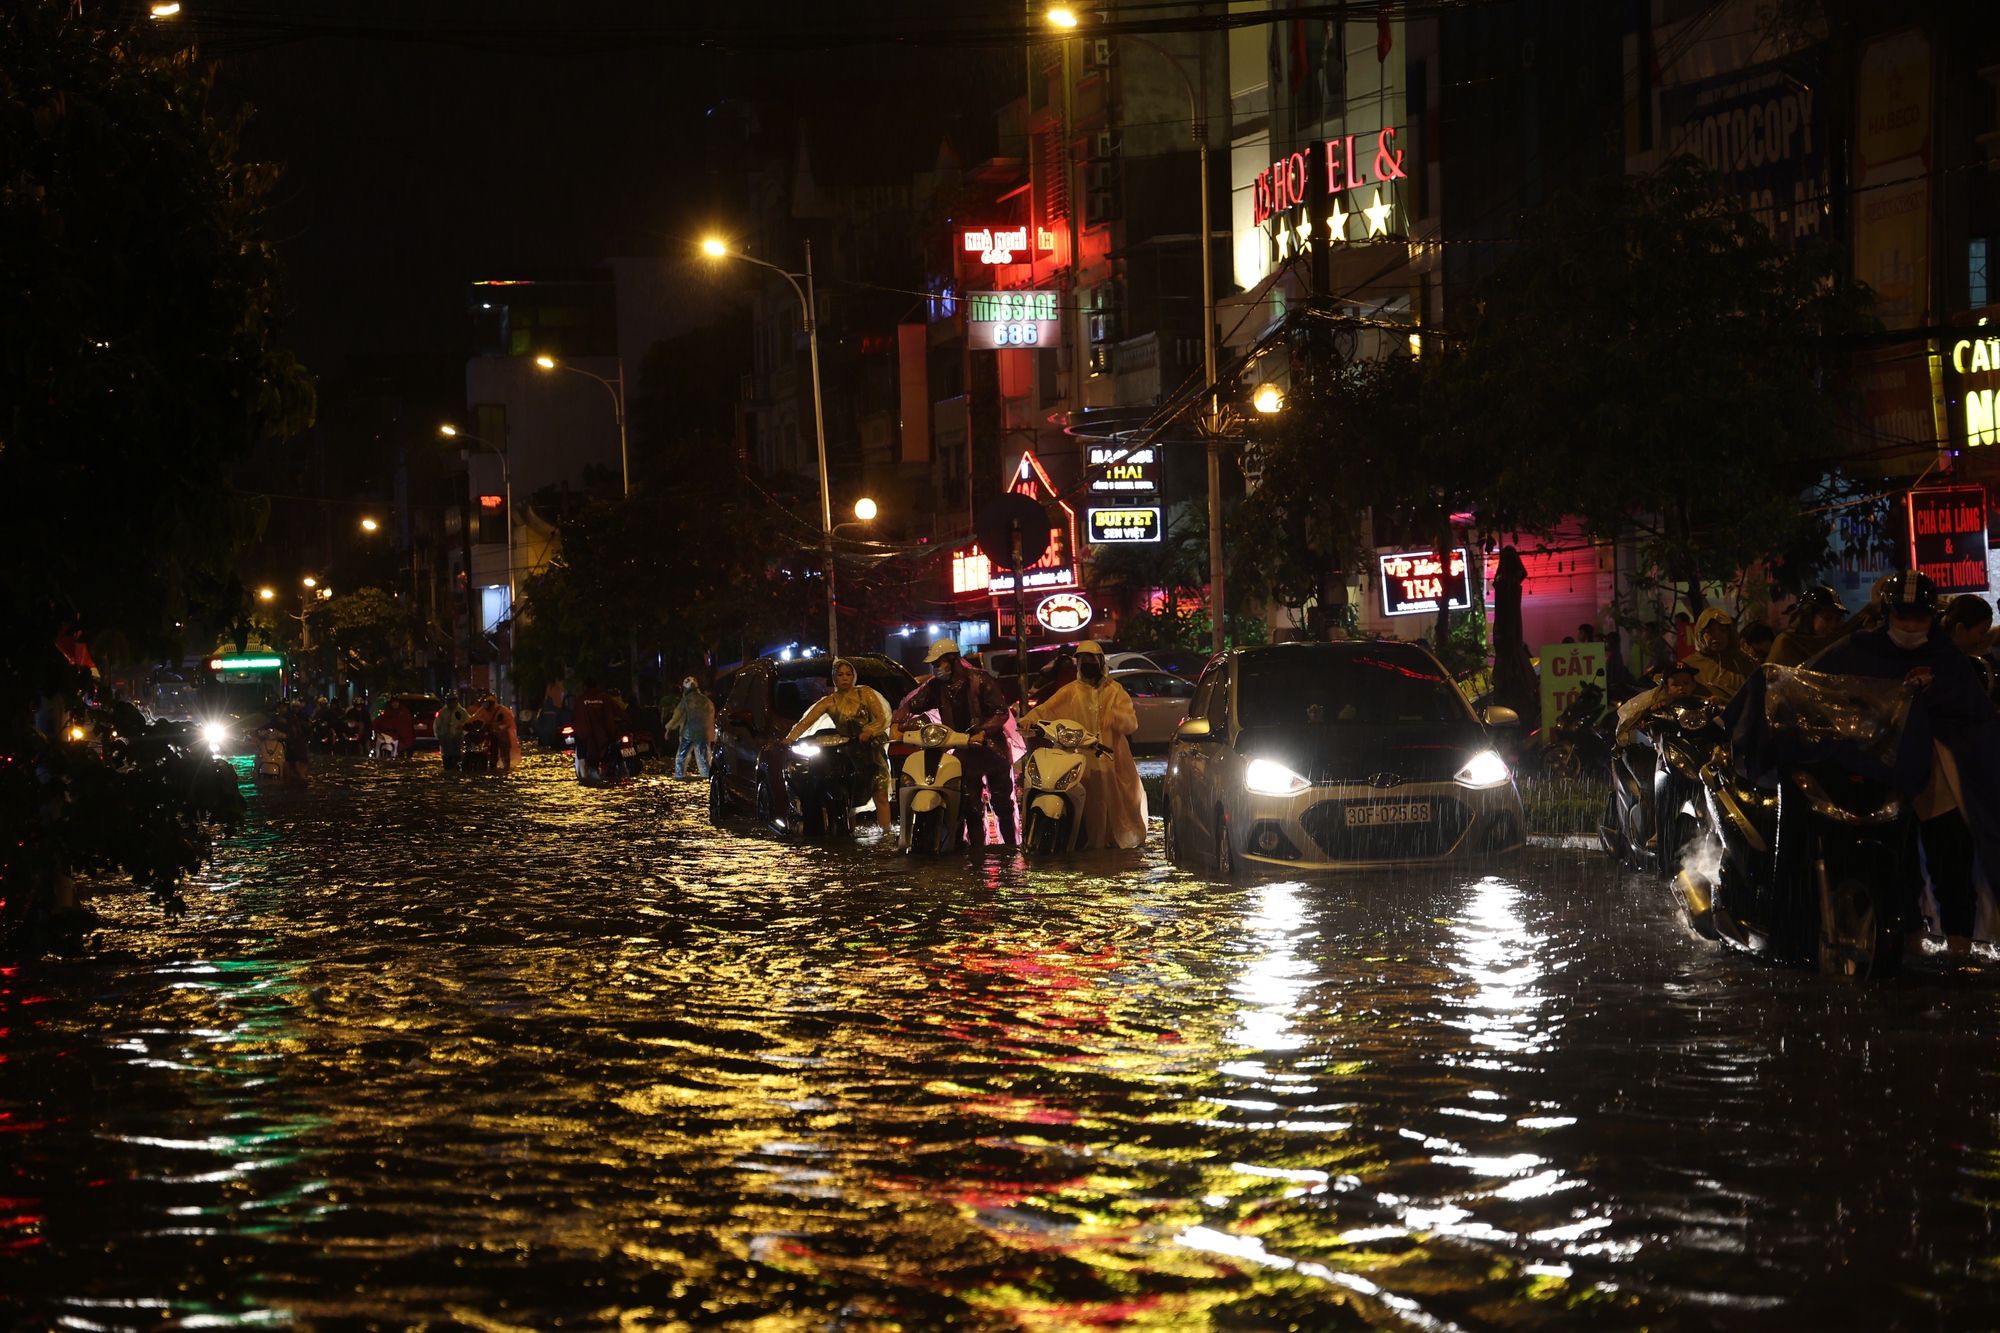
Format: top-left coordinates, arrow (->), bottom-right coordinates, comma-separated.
1378,549 -> 1470,617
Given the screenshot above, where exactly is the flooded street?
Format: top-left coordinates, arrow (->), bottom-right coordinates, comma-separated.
6,754 -> 2000,1331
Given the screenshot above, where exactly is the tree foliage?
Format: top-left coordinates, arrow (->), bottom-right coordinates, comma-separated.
1434,153 -> 1872,597
0,2 -> 307,943
325,587 -> 405,689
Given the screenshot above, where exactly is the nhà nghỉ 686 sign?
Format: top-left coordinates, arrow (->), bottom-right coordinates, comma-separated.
968,290 -> 1063,350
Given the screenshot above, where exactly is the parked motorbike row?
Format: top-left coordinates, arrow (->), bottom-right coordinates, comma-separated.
1600,671 -> 1940,979
721,716 -> 1112,857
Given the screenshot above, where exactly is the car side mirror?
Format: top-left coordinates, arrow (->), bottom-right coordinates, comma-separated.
1482,706 -> 1520,727
1176,717 -> 1212,738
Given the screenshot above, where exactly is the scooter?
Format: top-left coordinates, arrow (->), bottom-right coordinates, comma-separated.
896,721 -> 971,854
1677,669 -> 1919,978
460,719 -> 492,772
1541,680 -> 1612,780
784,720 -> 876,836
1019,718 -> 1109,853
253,726 -> 288,781
1601,695 -> 1728,874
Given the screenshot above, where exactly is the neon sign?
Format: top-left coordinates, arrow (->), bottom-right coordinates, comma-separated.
1087,507 -> 1162,543
208,655 -> 284,670
1251,129 -> 1407,227
988,450 -> 1078,596
967,289 -> 1063,349
958,226 -> 1057,266
1036,592 -> 1093,633
1948,333 -> 2000,447
1907,486 -> 1990,593
1378,549 -> 1471,617
1086,444 -> 1158,494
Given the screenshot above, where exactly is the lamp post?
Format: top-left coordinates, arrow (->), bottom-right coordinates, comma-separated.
701,237 -> 839,656
439,424 -> 515,626
1047,13 -> 1224,653
535,355 -> 629,497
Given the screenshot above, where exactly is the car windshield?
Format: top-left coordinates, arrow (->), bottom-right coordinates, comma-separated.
1236,647 -> 1467,727
771,660 -> 915,720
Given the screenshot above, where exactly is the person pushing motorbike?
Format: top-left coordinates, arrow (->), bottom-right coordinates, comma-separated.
1019,640 -> 1147,849
892,638 -> 1016,847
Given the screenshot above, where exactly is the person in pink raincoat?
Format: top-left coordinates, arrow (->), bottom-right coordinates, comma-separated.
1019,640 -> 1147,848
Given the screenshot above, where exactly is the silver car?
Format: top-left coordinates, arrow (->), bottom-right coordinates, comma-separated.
1164,642 -> 1525,873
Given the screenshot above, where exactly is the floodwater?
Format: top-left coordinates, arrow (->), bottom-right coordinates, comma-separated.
6,753 -> 2000,1332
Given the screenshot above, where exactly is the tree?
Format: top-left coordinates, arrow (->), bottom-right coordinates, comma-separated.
325,588 -> 406,691
1,2 -> 310,943
1434,154 -> 1872,605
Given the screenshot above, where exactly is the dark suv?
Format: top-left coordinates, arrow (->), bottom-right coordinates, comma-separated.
709,653 -> 918,824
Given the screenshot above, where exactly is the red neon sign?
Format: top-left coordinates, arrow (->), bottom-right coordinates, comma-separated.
1253,128 -> 1407,225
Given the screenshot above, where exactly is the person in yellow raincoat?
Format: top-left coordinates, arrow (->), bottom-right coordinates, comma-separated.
1019,640 -> 1148,848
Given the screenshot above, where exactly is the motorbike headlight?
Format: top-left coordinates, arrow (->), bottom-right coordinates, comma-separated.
1244,758 -> 1310,796
790,742 -> 818,758
920,722 -> 949,747
202,723 -> 228,747
1454,749 -> 1512,789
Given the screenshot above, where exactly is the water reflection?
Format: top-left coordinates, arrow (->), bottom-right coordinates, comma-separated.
5,756 -> 2000,1330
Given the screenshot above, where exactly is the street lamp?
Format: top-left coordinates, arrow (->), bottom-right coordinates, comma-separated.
1047,11 -> 1224,652
149,2 -> 180,16
440,423 -> 516,619
360,517 -> 379,533
257,587 -> 275,601
1252,383 -> 1285,414
854,497 -> 878,522
535,355 -> 629,496
700,235 -> 840,655
302,576 -> 317,589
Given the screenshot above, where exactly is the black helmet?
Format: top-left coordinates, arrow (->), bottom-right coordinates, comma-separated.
1878,569 -> 1938,616
1795,585 -> 1844,621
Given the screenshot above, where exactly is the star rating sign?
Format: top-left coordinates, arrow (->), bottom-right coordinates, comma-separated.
1363,189 -> 1393,237
1326,196 -> 1349,242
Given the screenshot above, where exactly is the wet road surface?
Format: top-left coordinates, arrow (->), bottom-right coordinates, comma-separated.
6,753 -> 2000,1331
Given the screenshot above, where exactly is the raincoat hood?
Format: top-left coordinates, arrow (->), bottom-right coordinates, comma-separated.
1692,607 -> 1739,651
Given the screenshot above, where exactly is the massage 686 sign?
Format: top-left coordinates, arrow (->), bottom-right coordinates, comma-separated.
967,290 -> 1062,350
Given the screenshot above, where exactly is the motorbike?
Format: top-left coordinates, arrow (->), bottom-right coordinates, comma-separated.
253,726 -> 288,781
1675,668 -> 1919,979
896,721 -> 971,854
335,713 -> 367,755
783,720 -> 878,836
1540,680 -> 1613,780
460,719 -> 492,772
1601,695 -> 1728,875
1019,718 -> 1109,854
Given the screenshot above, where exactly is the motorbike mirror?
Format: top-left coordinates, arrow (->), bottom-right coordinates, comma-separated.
1176,717 -> 1212,738
1481,707 -> 1520,727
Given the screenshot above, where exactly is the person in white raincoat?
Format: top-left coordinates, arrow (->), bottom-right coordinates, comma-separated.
1020,640 -> 1148,848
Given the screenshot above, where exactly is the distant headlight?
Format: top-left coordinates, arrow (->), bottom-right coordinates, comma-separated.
202,723 -> 228,746
1454,749 -> 1512,788
1244,758 -> 1310,796
791,742 -> 818,758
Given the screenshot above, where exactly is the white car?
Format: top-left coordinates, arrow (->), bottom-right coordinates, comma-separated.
1103,651 -> 1164,674
1109,669 -> 1196,747
1164,642 -> 1525,872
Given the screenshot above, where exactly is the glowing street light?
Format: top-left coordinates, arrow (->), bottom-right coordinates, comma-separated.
149,2 -> 181,16
1047,7 -> 1079,27
360,517 -> 379,532
854,497 -> 878,521
438,423 -> 459,437
257,587 -> 275,601
700,238 -> 728,257
1253,383 -> 1285,414
534,356 -> 627,494
302,576 -> 317,588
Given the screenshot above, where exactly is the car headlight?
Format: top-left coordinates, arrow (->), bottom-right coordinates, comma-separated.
1454,749 -> 1512,788
1244,758 -> 1310,796
202,723 -> 228,747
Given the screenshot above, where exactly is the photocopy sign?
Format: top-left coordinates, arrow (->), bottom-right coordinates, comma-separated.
1660,50 -> 1825,244
967,289 -> 1063,350
1907,486 -> 1990,594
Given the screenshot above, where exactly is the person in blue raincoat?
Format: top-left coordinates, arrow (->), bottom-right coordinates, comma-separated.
1728,571 -> 2000,942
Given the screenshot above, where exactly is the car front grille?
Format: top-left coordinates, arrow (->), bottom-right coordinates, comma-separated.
1298,796 -> 1472,861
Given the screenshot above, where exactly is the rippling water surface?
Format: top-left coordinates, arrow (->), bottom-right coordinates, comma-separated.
6,754 -> 2000,1331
